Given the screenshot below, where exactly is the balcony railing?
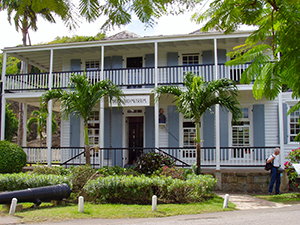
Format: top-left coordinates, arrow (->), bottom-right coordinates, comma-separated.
23,146 -> 274,168
5,63 -> 251,92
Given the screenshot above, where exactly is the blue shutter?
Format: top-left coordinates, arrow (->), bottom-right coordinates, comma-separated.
253,104 -> 265,146
283,103 -> 288,144
111,107 -> 123,166
145,54 -> 154,86
220,107 -> 229,160
104,57 -> 111,69
202,106 -> 215,160
168,106 -> 179,148
217,49 -> 227,78
70,59 -> 82,154
70,59 -> 81,71
253,104 -> 265,160
104,108 -> 111,159
202,50 -> 213,81
145,107 -> 155,148
112,56 -> 123,69
167,52 -> 178,66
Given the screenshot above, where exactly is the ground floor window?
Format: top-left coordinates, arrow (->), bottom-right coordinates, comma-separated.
88,111 -> 99,146
183,121 -> 196,158
289,107 -> 300,142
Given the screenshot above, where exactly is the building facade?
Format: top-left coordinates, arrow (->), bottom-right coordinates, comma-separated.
1,30 -> 299,169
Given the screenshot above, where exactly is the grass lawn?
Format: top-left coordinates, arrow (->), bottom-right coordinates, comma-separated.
255,192 -> 300,204
0,195 -> 235,224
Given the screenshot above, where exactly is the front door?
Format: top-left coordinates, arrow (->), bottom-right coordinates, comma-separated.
128,117 -> 143,164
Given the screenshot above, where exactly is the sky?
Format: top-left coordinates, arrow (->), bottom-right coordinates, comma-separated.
0,8 -> 202,53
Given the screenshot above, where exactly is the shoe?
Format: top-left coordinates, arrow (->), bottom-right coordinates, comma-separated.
268,192 -> 271,195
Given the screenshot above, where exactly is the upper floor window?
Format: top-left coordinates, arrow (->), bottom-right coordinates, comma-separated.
290,108 -> 300,142
86,61 -> 99,70
183,54 -> 199,65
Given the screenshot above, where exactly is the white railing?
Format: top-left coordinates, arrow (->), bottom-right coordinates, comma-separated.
5,64 -> 251,91
23,147 -> 62,164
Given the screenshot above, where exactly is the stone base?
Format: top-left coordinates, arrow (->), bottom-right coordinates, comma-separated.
2,204 -> 23,212
202,168 -> 289,193
51,200 -> 67,206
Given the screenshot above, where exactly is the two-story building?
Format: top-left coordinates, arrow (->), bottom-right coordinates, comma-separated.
1,30 -> 299,170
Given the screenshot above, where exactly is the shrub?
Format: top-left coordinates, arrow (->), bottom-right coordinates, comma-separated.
159,166 -> 185,180
69,165 -> 95,192
32,166 -> 69,176
0,140 -> 27,173
134,151 -> 175,175
84,174 -> 217,204
285,147 -> 300,189
5,104 -> 18,142
0,173 -> 70,191
97,165 -> 138,176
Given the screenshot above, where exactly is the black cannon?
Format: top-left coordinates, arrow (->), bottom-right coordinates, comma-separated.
0,183 -> 72,206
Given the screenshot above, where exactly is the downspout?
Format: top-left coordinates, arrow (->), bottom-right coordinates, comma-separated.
47,49 -> 54,167
0,52 -> 7,140
100,46 -> 105,166
154,41 -> 159,149
214,38 -> 221,171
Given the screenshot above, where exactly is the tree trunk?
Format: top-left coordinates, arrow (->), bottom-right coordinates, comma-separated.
195,122 -> 201,175
84,125 -> 91,165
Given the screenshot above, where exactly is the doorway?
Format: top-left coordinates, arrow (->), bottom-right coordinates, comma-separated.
128,117 -> 144,164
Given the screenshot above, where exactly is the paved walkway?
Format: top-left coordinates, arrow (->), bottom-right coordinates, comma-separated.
0,193 -> 293,225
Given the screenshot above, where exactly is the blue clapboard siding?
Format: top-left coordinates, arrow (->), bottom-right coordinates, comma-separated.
145,107 -> 155,148
111,107 -> 123,166
168,106 -> 179,150
220,107 -> 229,159
202,106 -> 215,160
104,108 -> 111,159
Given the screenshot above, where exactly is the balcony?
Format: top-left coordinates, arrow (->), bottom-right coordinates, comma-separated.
4,63 -> 251,92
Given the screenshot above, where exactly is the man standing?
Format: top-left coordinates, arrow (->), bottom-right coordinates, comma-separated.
267,148 -> 281,195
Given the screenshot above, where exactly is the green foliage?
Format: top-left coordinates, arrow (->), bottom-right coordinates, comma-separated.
0,140 -> 27,173
84,174 -> 217,204
0,173 -> 70,192
5,104 -> 19,142
284,147 -> 300,189
196,0 -> 300,107
97,165 -> 139,176
69,165 -> 95,192
134,152 -> 175,175
159,166 -> 185,180
32,166 -> 69,176
44,33 -> 105,44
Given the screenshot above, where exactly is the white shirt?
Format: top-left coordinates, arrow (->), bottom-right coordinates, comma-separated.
268,154 -> 280,167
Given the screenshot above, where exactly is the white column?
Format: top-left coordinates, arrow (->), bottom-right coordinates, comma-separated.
1,52 -> 7,140
154,42 -> 159,148
47,49 -> 54,167
100,46 -> 105,166
23,103 -> 27,146
214,38 -> 221,170
278,92 -> 285,167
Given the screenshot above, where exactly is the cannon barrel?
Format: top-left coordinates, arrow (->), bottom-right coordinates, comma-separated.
0,183 -> 72,206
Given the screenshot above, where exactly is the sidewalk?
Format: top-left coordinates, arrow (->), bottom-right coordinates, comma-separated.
0,193 -> 292,225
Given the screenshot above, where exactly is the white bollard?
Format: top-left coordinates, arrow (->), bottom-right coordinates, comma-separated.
223,194 -> 229,209
152,195 -> 157,211
9,198 -> 18,216
78,196 -> 84,213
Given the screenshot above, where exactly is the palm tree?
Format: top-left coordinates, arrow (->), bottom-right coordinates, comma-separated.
27,110 -> 58,147
154,72 -> 242,174
40,74 -> 124,165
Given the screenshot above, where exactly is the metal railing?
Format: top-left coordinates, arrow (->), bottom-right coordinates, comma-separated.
23,146 -> 275,168
5,63 -> 251,92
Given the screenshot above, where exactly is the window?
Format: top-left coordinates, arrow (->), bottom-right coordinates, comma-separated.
88,111 -> 100,146
183,54 -> 199,65
85,61 -> 99,70
231,107 -> 251,158
290,108 -> 300,142
182,121 -> 196,158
